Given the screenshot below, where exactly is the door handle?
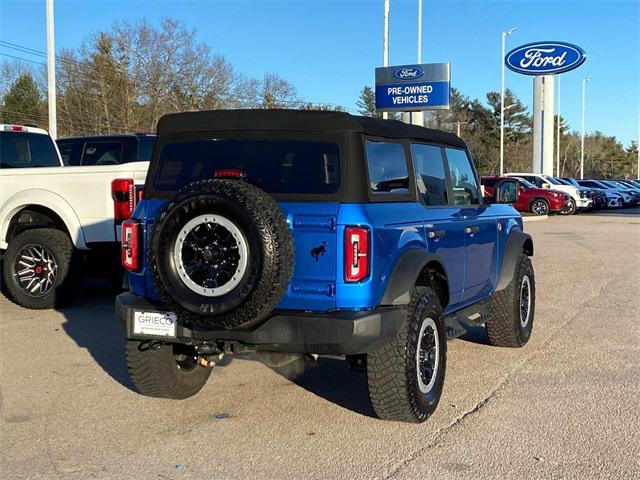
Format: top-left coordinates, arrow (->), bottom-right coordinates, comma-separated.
427,230 -> 446,239
465,226 -> 480,235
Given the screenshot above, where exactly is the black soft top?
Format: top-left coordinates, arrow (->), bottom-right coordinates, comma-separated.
156,109 -> 466,148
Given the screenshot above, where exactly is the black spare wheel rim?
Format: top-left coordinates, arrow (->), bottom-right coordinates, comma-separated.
150,179 -> 294,331
13,244 -> 58,297
174,214 -> 248,298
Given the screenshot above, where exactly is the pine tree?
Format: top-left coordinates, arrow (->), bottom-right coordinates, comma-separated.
1,73 -> 42,125
356,86 -> 378,117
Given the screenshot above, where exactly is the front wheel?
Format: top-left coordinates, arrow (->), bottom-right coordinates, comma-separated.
486,254 -> 535,347
559,198 -> 577,215
366,287 -> 447,423
125,341 -> 212,399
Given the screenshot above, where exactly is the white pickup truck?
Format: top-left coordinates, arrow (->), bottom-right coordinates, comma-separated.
0,124 -> 149,309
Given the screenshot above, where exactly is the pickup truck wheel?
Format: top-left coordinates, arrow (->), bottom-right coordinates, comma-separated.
149,179 -> 294,331
125,340 -> 212,399
559,198 -> 576,215
529,198 -> 549,216
366,287 -> 447,423
2,228 -> 79,309
486,254 -> 535,347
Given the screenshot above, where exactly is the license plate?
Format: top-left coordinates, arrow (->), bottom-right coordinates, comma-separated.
133,311 -> 177,338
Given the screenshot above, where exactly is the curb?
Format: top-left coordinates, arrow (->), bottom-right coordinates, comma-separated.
522,215 -> 549,222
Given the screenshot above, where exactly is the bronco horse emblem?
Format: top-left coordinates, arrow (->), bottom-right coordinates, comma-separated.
311,242 -> 328,261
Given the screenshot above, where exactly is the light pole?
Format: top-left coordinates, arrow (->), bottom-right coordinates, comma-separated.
411,0 -> 424,126
382,0 -> 390,120
637,110 -> 639,180
500,103 -> 516,171
556,75 -> 561,177
46,0 -> 56,139
580,75 -> 592,179
500,27 -> 517,175
454,120 -> 469,137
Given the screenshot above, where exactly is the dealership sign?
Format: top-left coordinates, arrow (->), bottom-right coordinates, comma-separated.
375,63 -> 450,112
505,41 -> 586,75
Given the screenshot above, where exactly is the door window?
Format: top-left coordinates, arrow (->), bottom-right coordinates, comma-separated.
364,140 -> 409,194
495,180 -> 518,203
445,148 -> 480,205
81,142 -> 123,165
411,143 -> 448,206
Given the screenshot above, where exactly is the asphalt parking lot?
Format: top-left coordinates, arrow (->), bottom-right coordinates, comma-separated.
1,209 -> 639,480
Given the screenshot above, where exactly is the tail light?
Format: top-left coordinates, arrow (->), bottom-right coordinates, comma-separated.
344,227 -> 370,282
112,178 -> 136,224
214,169 -> 246,179
121,220 -> 139,271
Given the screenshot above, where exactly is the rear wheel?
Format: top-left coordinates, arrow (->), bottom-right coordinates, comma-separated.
2,228 -> 79,309
366,287 -> 447,423
529,198 -> 549,216
125,340 -> 212,399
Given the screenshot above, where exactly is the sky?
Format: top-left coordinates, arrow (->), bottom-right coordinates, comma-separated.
0,0 -> 638,146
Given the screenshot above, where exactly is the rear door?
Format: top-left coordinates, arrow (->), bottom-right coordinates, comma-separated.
444,147 -> 498,303
411,142 -> 465,307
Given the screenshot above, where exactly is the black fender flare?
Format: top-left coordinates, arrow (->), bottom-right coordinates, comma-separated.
495,229 -> 533,292
380,248 -> 448,306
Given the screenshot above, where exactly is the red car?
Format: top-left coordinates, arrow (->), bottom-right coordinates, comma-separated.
481,176 -> 571,215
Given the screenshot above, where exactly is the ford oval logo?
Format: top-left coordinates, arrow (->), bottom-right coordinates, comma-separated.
505,41 -> 586,75
394,66 -> 424,80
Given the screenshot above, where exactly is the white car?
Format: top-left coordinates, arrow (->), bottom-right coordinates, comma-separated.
576,179 -> 638,207
504,173 -> 592,214
0,124 -> 149,309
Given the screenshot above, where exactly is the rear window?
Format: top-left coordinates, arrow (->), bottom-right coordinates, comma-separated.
154,138 -> 340,194
0,132 -> 60,168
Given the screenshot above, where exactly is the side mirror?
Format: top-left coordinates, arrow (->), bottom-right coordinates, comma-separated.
541,183 -> 550,189
493,180 -> 519,204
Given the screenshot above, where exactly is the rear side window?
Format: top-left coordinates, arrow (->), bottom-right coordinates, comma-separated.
365,140 -> 409,194
411,143 -> 448,206
523,175 -> 545,188
137,137 -> 155,161
81,142 -> 123,165
154,138 -> 340,194
445,148 -> 480,205
57,141 -> 73,165
0,132 -> 60,168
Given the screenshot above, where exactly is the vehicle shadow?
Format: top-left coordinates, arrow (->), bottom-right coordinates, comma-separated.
268,356 -> 376,418
458,322 -> 491,346
58,279 -> 135,390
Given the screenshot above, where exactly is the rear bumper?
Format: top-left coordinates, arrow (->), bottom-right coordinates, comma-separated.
116,293 -> 406,355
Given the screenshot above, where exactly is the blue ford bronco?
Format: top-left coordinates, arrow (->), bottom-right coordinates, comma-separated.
117,110 -> 535,423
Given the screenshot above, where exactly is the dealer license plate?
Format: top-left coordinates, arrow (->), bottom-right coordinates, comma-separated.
133,311 -> 177,338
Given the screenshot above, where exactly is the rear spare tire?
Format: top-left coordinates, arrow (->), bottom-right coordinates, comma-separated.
149,179 -> 294,330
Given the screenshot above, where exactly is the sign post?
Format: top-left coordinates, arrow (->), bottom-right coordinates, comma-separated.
375,63 -> 451,113
505,41 -> 586,176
